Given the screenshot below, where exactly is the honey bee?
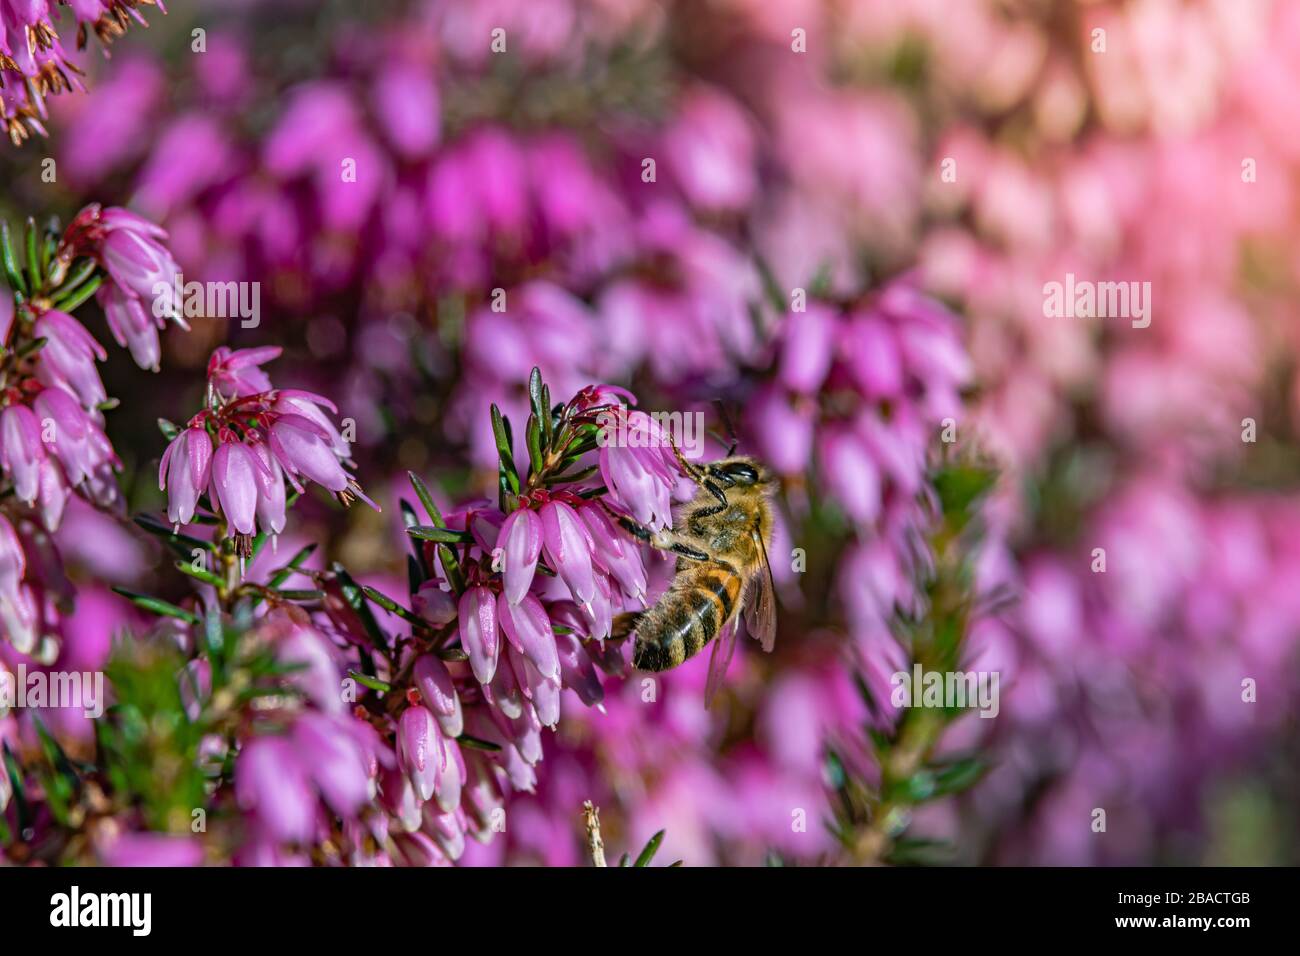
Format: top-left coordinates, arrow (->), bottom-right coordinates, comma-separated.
610,452 -> 777,702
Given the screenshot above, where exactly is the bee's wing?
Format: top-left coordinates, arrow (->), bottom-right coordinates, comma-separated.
743,530 -> 778,653
704,618 -> 738,709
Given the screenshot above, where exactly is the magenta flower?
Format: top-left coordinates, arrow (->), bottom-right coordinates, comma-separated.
539,498 -> 596,607
249,440 -> 287,536
31,309 -> 107,407
209,439 -> 261,536
498,506 -> 542,604
412,582 -> 457,626
579,502 -> 647,605
778,303 -> 836,394
496,591 -> 560,684
397,704 -> 444,803
290,712 -> 371,817
207,345 -> 281,399
235,736 -> 318,845
98,281 -> 165,371
272,390 -> 350,458
458,585 -> 499,684
268,414 -> 350,493
0,404 -> 45,505
32,385 -> 116,490
413,655 -> 464,738
597,412 -> 676,530
98,213 -> 180,304
158,424 -> 213,526
98,833 -> 204,868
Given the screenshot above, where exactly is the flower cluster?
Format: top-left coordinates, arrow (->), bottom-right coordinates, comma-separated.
1,0 -> 164,145
1,204 -> 179,654
159,346 -> 373,555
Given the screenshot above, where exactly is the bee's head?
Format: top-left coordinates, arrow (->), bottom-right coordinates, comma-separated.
709,456 -> 771,488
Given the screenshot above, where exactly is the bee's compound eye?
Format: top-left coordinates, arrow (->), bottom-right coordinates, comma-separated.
721,462 -> 758,485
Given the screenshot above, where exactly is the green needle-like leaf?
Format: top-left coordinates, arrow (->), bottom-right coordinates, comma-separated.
111,587 -> 201,624
633,830 -> 665,867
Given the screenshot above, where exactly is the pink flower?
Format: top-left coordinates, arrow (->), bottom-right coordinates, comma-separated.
158,424 -> 213,526
97,281 -> 165,371
498,507 -> 542,604
458,586 -> 500,684
209,439 -> 262,536
397,704 -> 444,803
268,414 -> 350,493
249,440 -> 287,536
496,592 -> 560,684
0,404 -> 45,505
32,309 -> 107,408
539,499 -> 596,607
413,655 -> 464,738
235,736 -> 318,845
207,345 -> 282,398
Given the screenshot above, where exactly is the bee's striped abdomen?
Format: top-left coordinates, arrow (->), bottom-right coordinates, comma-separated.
633,563 -> 742,671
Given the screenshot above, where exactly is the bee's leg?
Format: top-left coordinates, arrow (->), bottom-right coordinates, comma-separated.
670,542 -> 710,562
691,480 -> 729,516
668,435 -> 708,484
601,501 -> 711,562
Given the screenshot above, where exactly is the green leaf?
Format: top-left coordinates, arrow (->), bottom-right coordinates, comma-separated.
275,589 -> 326,601
1,220 -> 27,296
527,367 -> 547,436
407,471 -> 445,526
347,670 -> 392,694
360,584 -> 429,630
331,564 -> 389,648
54,257 -> 96,298
133,513 -> 216,559
928,755 -> 988,797
456,734 -> 502,752
525,414 -> 544,478
24,217 -> 41,291
406,525 -> 473,544
16,336 -> 46,359
490,403 -> 521,504
174,560 -> 226,588
111,587 -> 201,624
49,274 -> 102,314
633,830 -> 664,867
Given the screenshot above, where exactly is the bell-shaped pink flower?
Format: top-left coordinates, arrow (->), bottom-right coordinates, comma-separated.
290,713 -> 370,818
273,390 -> 350,457
413,655 -> 463,738
39,326 -> 90,388
269,413 -> 349,492
235,736 -> 318,844
496,591 -> 560,684
556,633 -> 604,706
158,424 -> 213,526
98,281 -> 164,372
580,503 -> 647,604
539,499 -> 596,606
207,345 -> 282,398
209,440 -> 261,535
413,582 -> 457,626
397,704 -> 444,803
499,507 -> 542,604
0,404 -> 46,505
778,302 -> 837,394
32,385 -> 94,486
249,441 -> 286,536
458,585 -> 499,684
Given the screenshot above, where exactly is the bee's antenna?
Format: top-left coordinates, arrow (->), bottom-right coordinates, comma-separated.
713,399 -> 739,457
667,433 -> 707,484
